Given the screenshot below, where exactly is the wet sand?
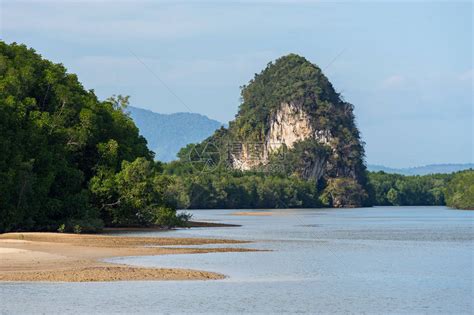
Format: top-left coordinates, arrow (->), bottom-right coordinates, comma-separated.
0,232 -> 253,282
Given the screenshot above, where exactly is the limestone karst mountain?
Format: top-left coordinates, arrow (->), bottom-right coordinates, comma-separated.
181,54 -> 370,207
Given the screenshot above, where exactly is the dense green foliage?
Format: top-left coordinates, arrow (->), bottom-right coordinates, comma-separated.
232,54 -> 341,141
444,170 -> 474,210
368,170 -> 473,209
164,165 -> 322,209
0,42 -> 185,233
321,178 -> 368,208
368,171 -> 453,206
89,157 -> 178,226
162,162 -> 472,209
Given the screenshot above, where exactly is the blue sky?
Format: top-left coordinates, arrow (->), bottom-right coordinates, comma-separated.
1,1 -> 472,168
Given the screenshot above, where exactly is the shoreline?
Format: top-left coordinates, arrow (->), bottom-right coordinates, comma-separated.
102,221 -> 241,234
0,232 -> 253,282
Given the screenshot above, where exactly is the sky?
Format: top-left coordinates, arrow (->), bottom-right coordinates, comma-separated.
1,0 -> 472,168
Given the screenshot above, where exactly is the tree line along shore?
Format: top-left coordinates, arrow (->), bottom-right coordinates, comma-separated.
1,41 -> 472,235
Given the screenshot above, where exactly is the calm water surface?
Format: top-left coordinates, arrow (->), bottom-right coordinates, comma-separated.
1,206 -> 473,314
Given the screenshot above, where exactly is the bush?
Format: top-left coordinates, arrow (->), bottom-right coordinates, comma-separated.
91,157 -> 177,227
154,207 -> 192,228
176,211 -> 193,227
55,218 -> 104,234
57,224 -> 66,233
73,225 -> 82,234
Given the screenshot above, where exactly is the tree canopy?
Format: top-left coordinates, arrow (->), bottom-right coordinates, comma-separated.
368,171 -> 450,206
0,41 -> 185,233
444,170 -> 474,210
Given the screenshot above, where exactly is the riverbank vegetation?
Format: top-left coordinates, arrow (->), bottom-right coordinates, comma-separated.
164,167 -> 322,209
444,170 -> 474,210
0,42 -> 187,233
368,170 -> 473,209
367,172 -> 450,206
164,159 -> 472,210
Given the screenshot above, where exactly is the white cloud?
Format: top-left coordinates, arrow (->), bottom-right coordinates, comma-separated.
380,74 -> 406,89
458,69 -> 473,81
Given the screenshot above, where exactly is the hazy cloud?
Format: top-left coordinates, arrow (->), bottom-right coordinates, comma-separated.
380,75 -> 406,90
458,69 -> 473,81
1,2 -> 215,41
72,51 -> 276,88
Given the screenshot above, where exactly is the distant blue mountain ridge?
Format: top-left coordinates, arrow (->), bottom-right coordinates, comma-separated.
128,106 -> 223,162
367,164 -> 474,176
129,106 -> 473,174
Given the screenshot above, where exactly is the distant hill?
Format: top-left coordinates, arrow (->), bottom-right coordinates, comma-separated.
368,164 -> 474,175
128,106 -> 222,161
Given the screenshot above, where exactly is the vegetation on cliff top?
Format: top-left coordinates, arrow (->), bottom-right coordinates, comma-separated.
232,54 -> 341,140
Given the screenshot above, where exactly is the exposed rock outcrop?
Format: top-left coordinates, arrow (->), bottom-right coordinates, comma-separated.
266,102 -> 315,152
230,101 -> 334,181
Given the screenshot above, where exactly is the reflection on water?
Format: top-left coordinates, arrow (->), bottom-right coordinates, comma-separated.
1,206 -> 473,314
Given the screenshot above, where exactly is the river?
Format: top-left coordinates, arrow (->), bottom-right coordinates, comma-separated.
1,206 -> 472,314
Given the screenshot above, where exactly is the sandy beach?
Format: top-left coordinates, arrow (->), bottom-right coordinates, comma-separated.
0,232 -> 253,282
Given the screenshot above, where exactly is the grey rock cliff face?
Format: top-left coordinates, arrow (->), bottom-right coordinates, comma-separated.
230,102 -> 334,179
